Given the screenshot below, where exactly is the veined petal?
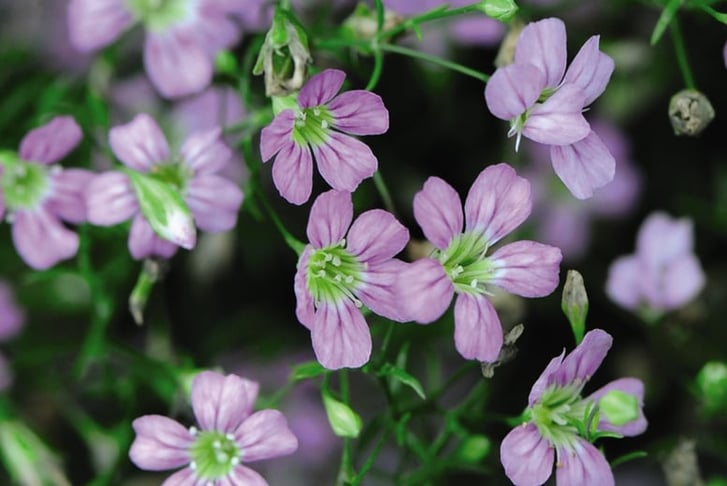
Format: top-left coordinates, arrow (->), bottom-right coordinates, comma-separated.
180,128 -> 232,175
661,254 -> 705,310
328,91 -> 389,135
453,293 -> 503,362
604,255 -> 642,311
260,111 -> 296,162
564,36 -> 615,106
161,469 -> 197,486
489,241 -> 562,298
19,116 -> 82,165
294,247 -> 315,329
413,176 -> 463,250
528,350 -> 566,406
550,130 -> 616,200
110,114 -> 169,172
67,0 -> 134,52
514,17 -> 567,88
271,141 -> 313,205
347,209 -> 408,263
225,465 -> 268,486
86,172 -> 139,226
396,258 -> 454,324
144,29 -> 212,99
129,415 -> 193,471
235,410 -> 298,462
636,212 -> 694,267
553,329 -> 612,387
311,300 -> 371,369
186,174 -> 243,232
128,213 -> 178,260
524,84 -> 590,146
556,439 -> 615,486
12,208 -> 79,270
485,64 -> 546,121
191,371 -> 258,433
588,377 -> 647,437
193,11 -> 241,54
500,423 -> 554,486
358,259 -> 409,322
306,190 -> 353,248
46,168 -> 94,224
313,132 -> 377,193
298,69 -> 346,108
464,163 -> 532,245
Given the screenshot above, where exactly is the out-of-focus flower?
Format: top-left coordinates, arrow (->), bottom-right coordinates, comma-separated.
0,116 -> 91,269
86,113 -> 243,259
501,329 -> 647,485
129,370 -> 298,484
485,17 -> 616,199
67,0 -> 243,98
295,190 -> 410,369
0,281 -> 25,391
605,212 -> 705,321
260,69 -> 389,205
396,163 -> 562,362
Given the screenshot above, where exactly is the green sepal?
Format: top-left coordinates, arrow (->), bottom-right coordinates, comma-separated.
290,360 -> 328,381
377,363 -> 426,400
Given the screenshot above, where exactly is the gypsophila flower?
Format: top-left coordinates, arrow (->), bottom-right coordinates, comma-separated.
260,69 -> 389,205
396,163 -> 562,362
295,190 -> 410,369
0,116 -> 91,270
500,329 -> 647,486
129,370 -> 298,484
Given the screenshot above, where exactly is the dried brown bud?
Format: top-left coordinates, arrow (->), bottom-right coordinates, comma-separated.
668,89 -> 714,136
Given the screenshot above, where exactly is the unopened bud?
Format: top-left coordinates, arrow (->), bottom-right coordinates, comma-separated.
598,389 -> 640,426
562,270 -> 589,344
696,361 -> 727,414
455,435 -> 491,463
477,0 -> 519,22
322,390 -> 362,438
341,3 -> 404,41
668,89 -> 714,136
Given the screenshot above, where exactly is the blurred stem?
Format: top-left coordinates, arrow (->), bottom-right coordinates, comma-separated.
376,3 -> 484,43
351,428 -> 391,485
378,43 -> 490,83
373,171 -> 397,216
700,5 -> 727,25
255,190 -> 305,255
336,370 -> 355,485
670,17 -> 695,90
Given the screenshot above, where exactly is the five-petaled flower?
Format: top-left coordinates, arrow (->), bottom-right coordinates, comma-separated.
484,17 -> 616,199
396,163 -> 562,362
0,116 -> 91,270
260,69 -> 389,205
130,370 -> 298,484
500,329 -> 647,486
294,190 -> 409,369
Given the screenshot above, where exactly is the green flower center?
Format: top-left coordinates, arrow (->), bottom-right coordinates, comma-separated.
291,106 -> 333,147
189,428 -> 241,481
149,161 -> 191,194
306,241 -> 364,306
0,151 -> 50,212
126,0 -> 191,32
528,383 -> 594,451
436,231 -> 496,296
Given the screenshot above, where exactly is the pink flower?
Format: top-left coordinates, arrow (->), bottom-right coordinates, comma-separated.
86,113 -> 243,260
294,190 -> 410,369
606,212 -> 705,319
260,69 -> 389,205
67,0 -> 242,98
130,370 -> 298,484
0,281 -> 25,391
484,17 -> 616,199
0,116 -> 92,270
396,163 -> 562,362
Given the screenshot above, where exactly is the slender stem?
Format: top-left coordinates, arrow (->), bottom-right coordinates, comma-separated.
373,171 -> 397,216
670,17 -> 696,90
335,370 -> 355,485
700,4 -> 727,25
378,43 -> 490,83
366,49 -> 385,91
255,191 -> 305,255
351,428 -> 392,485
376,3 -> 485,43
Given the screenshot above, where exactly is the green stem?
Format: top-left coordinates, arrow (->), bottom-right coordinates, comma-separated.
700,4 -> 727,25
351,428 -> 392,485
336,370 -> 355,485
376,3 -> 485,43
372,171 -> 397,216
255,191 -> 305,255
670,17 -> 695,90
378,43 -> 490,83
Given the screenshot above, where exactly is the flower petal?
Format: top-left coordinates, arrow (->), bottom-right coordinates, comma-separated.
588,377 -> 647,437
396,258 -> 454,324
413,176 -> 463,250
550,130 -> 616,200
311,300 -> 371,369
328,90 -> 389,135
294,247 -> 315,330
128,213 -> 178,260
605,255 -> 642,311
524,84 -> 590,146
85,172 -> 139,226
636,212 -> 694,268
234,410 -> 298,462
485,63 -> 546,121
129,415 -> 192,471
500,423 -> 554,486
260,111 -> 295,162
313,132 -> 377,193
144,29 -> 212,99
186,174 -> 243,232
661,254 -> 705,310
528,350 -> 566,406
67,0 -> 134,52
489,241 -> 562,298
271,141 -> 313,205
180,128 -> 232,175
347,209 -> 408,263
191,371 -> 258,432
563,36 -> 615,106
193,11 -> 242,54
306,190 -> 353,248
19,116 -> 82,165
46,168 -> 94,223
556,439 -> 615,486
298,69 -> 346,108
514,17 -> 567,88
553,329 -> 612,387
109,114 -> 169,172
464,163 -> 532,245
224,465 -> 269,486
453,293 -> 503,362
12,208 -> 79,270
161,468 -> 197,486
357,259 -> 409,322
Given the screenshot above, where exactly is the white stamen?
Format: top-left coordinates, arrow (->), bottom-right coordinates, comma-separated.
470,279 -> 478,288
353,298 -> 363,308
189,461 -> 197,470
188,426 -> 198,436
321,120 -> 329,129
332,256 -> 341,266
50,165 -> 62,175
345,275 -> 354,284
231,456 -> 240,466
225,433 -> 235,440
313,108 -> 320,116
213,440 -> 221,449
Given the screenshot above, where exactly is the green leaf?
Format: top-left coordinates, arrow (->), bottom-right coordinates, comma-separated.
651,0 -> 681,45
322,390 -> 363,438
290,361 -> 328,381
378,363 -> 426,400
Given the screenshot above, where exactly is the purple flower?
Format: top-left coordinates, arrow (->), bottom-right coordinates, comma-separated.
67,0 -> 242,98
396,163 -> 562,362
260,69 -> 389,205
294,190 -> 409,369
484,17 -> 616,199
501,329 -> 647,486
606,212 -> 705,319
130,370 -> 298,484
86,113 -> 243,260
0,281 -> 25,391
0,116 -> 91,270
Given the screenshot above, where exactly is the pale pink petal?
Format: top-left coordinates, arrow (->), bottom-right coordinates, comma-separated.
605,255 -> 642,311
260,111 -> 295,162
453,293 -> 503,362
563,36 -> 615,106
109,114 -> 169,172
0,282 -> 25,341
553,329 -> 612,387
46,168 -> 94,223
19,116 -> 82,165
588,377 -> 647,437
191,371 -> 258,433
528,351 -> 566,406
306,190 -> 353,248
186,175 -> 243,232
328,91 -> 389,135
484,64 -> 546,121
450,16 -> 505,47
271,142 -> 313,205
396,258 -> 454,324
347,209 -> 408,263
225,465 -> 269,486
12,208 -> 79,270
128,214 -> 179,260
161,468 -> 196,486
514,17 -> 567,87
636,212 -> 694,267
234,410 -> 298,461
129,415 -> 192,471
661,254 -> 705,310
489,241 -> 562,298
193,12 -> 241,54
313,132 -> 377,193
85,172 -> 139,226
556,439 -> 615,486
413,176 -> 463,250
550,130 -> 616,200
524,84 -> 590,145
500,423 -> 554,486
298,69 -> 346,108
180,128 -> 232,175
311,300 -> 371,369
144,29 -> 212,99
67,0 -> 134,52
294,247 -> 315,330
357,259 -> 409,322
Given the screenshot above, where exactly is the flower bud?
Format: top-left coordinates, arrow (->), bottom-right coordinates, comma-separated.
341,3 -> 403,41
562,270 -> 589,344
477,0 -> 519,22
455,435 -> 491,463
322,390 -> 362,438
696,361 -> 727,414
598,389 -> 640,427
668,89 -> 714,136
